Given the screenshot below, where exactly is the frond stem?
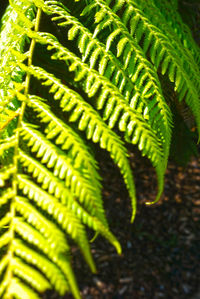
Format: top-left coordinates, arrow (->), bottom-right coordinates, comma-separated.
6,7 -> 42,298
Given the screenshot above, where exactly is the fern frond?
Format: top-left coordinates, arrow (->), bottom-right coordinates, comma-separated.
109,0 -> 200,136
17,174 -> 96,272
0,232 -> 11,249
19,151 -> 121,252
81,0 -> 172,153
16,62 -> 138,219
77,1 -> 172,201
20,37 -> 163,199
1,1 -> 200,298
0,189 -> 15,207
0,1 -> 33,110
38,1 -> 144,111
128,0 -> 200,93
13,239 -> 70,295
15,198 -> 81,298
7,278 -> 41,299
11,257 -> 51,292
18,31 -> 164,165
0,213 -> 11,229
19,150 -> 75,204
13,217 -> 68,255
0,277 -> 8,299
13,216 -> 87,298
40,0 -> 171,180
9,0 -> 35,30
0,255 -> 9,275
28,95 -> 102,192
0,136 -> 16,152
0,108 -> 19,132
152,0 -> 200,67
0,166 -> 15,187
0,4 -> 82,298
15,196 -> 68,252
0,137 -> 16,174
19,121 -> 107,227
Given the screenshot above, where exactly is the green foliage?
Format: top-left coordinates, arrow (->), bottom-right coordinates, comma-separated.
0,0 -> 199,298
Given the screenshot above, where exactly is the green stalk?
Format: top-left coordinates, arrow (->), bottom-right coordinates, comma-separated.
6,7 -> 42,298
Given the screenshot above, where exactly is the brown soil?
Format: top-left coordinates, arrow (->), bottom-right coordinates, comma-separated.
46,150 -> 200,299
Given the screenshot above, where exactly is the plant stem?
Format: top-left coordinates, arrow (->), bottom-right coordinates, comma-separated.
6,7 -> 42,298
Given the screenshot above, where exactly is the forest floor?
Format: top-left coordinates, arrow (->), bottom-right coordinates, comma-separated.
46,149 -> 200,299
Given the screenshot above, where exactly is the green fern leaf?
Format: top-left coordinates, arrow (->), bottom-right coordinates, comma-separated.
28,95 -> 101,190
19,122 -> 106,227
81,0 -> 172,166
7,278 -> 41,299
0,256 -> 9,276
15,196 -> 68,252
11,257 -> 51,292
0,213 -> 11,229
0,1 -> 199,298
0,232 -> 11,249
15,62 -> 137,219
13,239 -> 70,295
18,151 -> 121,252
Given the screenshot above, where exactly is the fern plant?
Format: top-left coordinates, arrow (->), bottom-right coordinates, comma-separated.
0,0 -> 199,298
